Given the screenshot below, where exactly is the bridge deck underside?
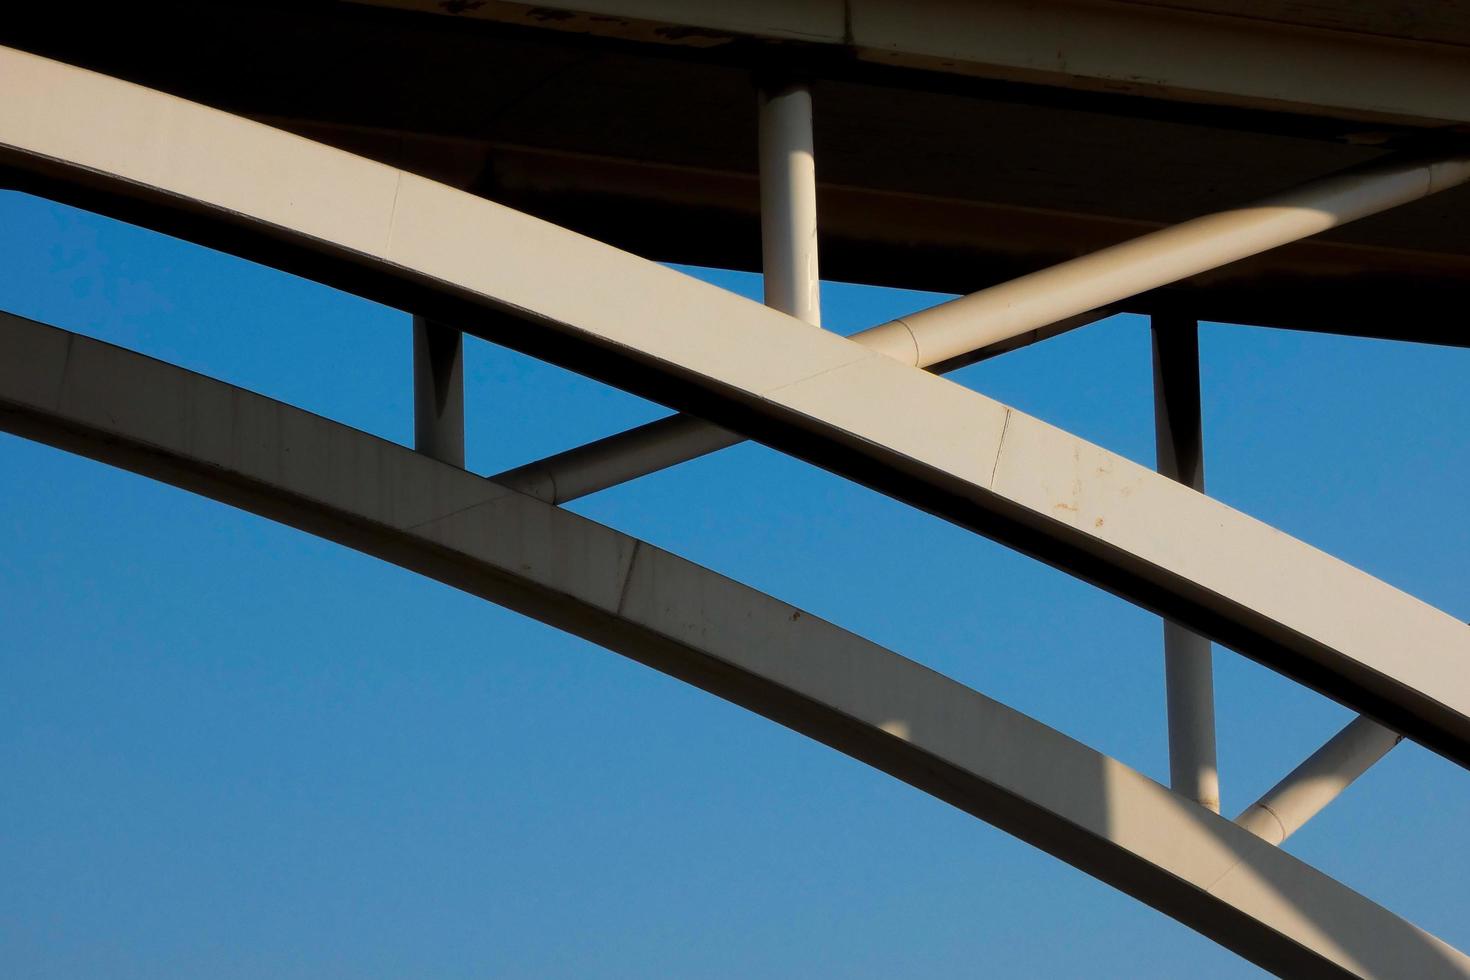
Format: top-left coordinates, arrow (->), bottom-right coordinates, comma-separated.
3,0 -> 1469,344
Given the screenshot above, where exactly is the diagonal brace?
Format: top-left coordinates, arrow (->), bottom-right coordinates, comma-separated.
1236,716 -> 1403,845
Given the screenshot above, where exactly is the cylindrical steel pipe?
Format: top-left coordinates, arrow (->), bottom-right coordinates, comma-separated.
1152,315 -> 1219,812
497,414 -> 738,502
1163,619 -> 1218,810
860,153 -> 1470,368
758,81 -> 821,327
412,315 -> 464,467
1236,716 -> 1402,845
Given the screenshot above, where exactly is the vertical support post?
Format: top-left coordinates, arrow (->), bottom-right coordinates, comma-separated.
1152,314 -> 1220,812
413,315 -> 464,467
758,79 -> 821,326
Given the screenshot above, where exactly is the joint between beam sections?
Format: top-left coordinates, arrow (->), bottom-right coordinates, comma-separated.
494,461 -> 560,505
987,408 -> 1012,490
614,539 -> 644,617
891,317 -> 921,367
851,316 -> 921,367
1246,803 -> 1288,846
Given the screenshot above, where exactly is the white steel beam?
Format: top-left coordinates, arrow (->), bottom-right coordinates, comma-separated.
4,47 -> 1469,768
1152,315 -> 1219,812
2,312 -> 1465,978
491,311 -> 1110,505
1237,717 -> 1404,846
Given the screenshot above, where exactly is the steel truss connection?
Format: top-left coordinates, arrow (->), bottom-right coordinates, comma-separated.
492,150 -> 1469,506
1,312 -> 1464,979
2,42 -> 1467,977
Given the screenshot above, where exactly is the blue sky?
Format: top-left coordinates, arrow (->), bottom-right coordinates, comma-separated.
2,189 -> 1467,978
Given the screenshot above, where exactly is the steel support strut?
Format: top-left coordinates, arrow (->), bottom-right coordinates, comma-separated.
412,315 -> 464,467
758,79 -> 821,327
1237,716 -> 1403,845
1152,315 -> 1219,811
860,152 -> 1470,367
497,151 -> 1470,504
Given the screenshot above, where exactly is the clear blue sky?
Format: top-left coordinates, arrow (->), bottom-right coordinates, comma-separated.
2,189 -> 1467,978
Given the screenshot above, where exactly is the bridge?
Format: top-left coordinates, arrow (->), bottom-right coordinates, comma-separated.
2,3 -> 1469,975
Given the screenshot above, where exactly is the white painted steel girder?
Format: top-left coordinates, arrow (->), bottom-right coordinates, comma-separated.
0,312 -> 1465,979
489,308 -> 1114,506
1,48 -> 1467,770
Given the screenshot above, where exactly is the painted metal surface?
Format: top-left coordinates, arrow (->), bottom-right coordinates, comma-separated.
855,151 -> 1470,369
412,316 -> 464,467
758,81 -> 821,327
1,311 -> 1465,978
1152,316 -> 1220,813
1237,717 -> 1404,846
1,47 -> 1466,768
349,0 -> 1470,126
487,309 -> 1113,504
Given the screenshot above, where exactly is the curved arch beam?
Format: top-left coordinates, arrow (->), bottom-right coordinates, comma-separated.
2,312 -> 1467,978
0,47 -> 1467,766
